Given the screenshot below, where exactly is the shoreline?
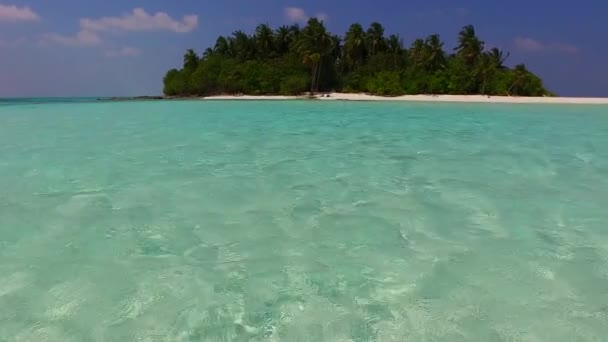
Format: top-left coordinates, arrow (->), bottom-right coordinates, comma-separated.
201,93 -> 608,104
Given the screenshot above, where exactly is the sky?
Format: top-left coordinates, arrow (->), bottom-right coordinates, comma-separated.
0,0 -> 607,97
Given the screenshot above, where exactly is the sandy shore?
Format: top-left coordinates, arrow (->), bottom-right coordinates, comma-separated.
202,93 -> 608,104
203,95 -> 301,100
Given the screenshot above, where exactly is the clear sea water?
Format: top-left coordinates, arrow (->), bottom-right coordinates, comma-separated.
1,99 -> 607,341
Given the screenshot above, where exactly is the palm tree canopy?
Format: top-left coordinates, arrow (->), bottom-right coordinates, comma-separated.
214,36 -> 231,56
455,25 -> 484,65
488,47 -> 509,68
202,48 -> 213,59
409,38 -> 426,68
296,18 -> 333,58
344,23 -> 366,48
424,34 -> 446,71
385,34 -> 403,54
232,30 -> 253,61
275,26 -> 292,54
183,49 -> 199,70
513,64 -> 529,75
366,22 -> 386,55
344,23 -> 367,68
254,23 -> 275,58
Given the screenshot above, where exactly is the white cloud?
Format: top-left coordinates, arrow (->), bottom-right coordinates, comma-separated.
514,37 -> 543,51
514,37 -> 579,54
284,7 -> 307,23
42,30 -> 101,46
105,46 -> 141,57
284,7 -> 328,24
80,8 -> 198,33
0,4 -> 39,22
42,7 -> 197,48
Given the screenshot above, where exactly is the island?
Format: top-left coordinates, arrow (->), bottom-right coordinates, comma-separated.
162,20 -> 550,97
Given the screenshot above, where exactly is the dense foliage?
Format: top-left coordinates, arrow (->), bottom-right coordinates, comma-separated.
163,20 -> 550,97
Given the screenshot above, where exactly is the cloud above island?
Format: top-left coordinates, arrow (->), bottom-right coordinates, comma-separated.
41,7 -> 198,49
80,8 -> 198,33
0,4 -> 39,22
514,37 -> 579,54
42,30 -> 101,46
284,7 -> 328,24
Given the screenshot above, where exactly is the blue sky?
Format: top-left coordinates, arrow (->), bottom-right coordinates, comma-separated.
1,0 -> 606,97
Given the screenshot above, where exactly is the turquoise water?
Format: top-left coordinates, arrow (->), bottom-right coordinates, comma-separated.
1,100 -> 608,341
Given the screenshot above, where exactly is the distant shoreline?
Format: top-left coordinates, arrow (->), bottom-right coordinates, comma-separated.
318,93 -> 608,104
108,93 -> 608,105
98,93 -> 608,104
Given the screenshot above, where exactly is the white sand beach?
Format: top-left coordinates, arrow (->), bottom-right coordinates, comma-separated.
203,93 -> 608,104
203,95 -> 301,100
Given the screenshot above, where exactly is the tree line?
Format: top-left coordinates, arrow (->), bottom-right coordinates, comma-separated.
163,19 -> 550,97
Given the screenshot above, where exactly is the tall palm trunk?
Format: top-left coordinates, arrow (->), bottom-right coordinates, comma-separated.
314,61 -> 323,92
310,62 -> 318,94
507,82 -> 516,96
481,74 -> 487,95
507,78 -> 522,96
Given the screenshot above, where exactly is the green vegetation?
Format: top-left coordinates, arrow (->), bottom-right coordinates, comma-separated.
163,20 -> 550,97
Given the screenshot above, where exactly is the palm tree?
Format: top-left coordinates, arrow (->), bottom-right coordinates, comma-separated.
384,34 -> 405,67
306,53 -> 322,92
343,23 -> 367,70
476,53 -> 495,94
475,48 -> 509,94
409,38 -> 426,69
183,49 -> 199,70
202,48 -> 213,60
424,34 -> 445,71
385,34 -> 403,54
254,23 -> 275,59
275,26 -> 291,55
488,47 -> 509,69
330,34 -> 342,60
214,36 -> 231,56
275,25 -> 300,55
227,36 -> 236,56
231,30 -> 253,61
296,18 -> 333,93
508,64 -> 529,96
454,25 -> 484,66
288,24 -> 301,38
366,22 -> 386,56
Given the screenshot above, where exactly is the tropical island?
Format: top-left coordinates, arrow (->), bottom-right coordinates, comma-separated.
163,19 -> 550,97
